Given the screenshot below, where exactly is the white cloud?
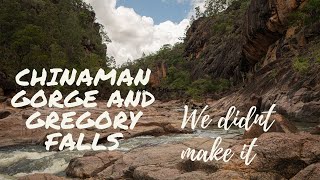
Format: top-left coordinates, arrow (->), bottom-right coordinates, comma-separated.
188,0 -> 206,17
188,0 -> 233,17
84,0 -> 190,65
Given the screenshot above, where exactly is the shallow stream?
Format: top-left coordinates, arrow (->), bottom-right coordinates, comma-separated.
0,122 -> 315,179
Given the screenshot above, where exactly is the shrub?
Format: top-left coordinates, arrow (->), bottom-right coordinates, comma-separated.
293,57 -> 310,73
213,22 -> 233,33
288,0 -> 320,26
187,78 -> 230,99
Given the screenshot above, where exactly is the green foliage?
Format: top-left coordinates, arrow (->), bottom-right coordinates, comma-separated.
239,0 -> 251,11
204,0 -> 229,17
124,0 -> 249,99
312,47 -> 320,63
0,0 -> 109,79
123,43 -> 207,99
213,21 -> 233,33
126,41 -> 231,99
166,67 -> 191,90
288,0 -> 320,26
311,43 -> 320,63
195,6 -> 202,19
187,78 -> 230,99
288,11 -> 306,26
292,41 -> 320,75
271,69 -> 278,78
293,57 -> 310,73
316,52 -> 320,64
304,0 -> 320,24
209,0 -> 249,34
125,43 -> 187,70
192,0 -> 240,18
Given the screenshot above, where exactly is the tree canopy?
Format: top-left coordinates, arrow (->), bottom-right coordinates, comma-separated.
0,0 -> 110,79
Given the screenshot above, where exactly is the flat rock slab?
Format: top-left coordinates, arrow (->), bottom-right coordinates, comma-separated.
0,101 -> 192,148
65,133 -> 320,180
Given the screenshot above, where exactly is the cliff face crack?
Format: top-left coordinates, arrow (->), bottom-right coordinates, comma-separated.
91,156 -> 119,177
242,0 -> 307,72
242,0 -> 282,68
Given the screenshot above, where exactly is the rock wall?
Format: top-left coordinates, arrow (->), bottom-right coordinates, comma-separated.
184,2 -> 247,84
239,0 -> 320,122
149,61 -> 167,88
184,0 -> 320,122
243,0 -> 307,65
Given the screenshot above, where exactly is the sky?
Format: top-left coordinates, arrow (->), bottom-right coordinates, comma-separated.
84,0 -> 206,65
117,0 -> 190,24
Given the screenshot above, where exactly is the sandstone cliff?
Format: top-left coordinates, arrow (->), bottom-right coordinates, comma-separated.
183,0 -> 320,122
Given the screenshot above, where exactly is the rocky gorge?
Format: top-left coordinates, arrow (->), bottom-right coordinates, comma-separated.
0,0 -> 320,179
0,96 -> 319,179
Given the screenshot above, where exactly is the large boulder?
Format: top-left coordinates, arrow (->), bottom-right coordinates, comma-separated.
66,151 -> 123,178
243,114 -> 298,139
66,138 -> 225,179
291,163 -> 320,180
133,166 -> 181,180
18,174 -> 66,180
208,170 -> 244,180
95,143 -> 193,179
223,133 -> 320,179
65,133 -> 319,179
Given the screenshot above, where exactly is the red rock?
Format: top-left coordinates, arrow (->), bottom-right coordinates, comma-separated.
243,114 -> 298,139
18,174 -> 66,180
291,163 -> 320,180
66,151 -> 123,178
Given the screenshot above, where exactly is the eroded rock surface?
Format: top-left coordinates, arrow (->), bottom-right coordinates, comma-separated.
243,0 -> 307,64
0,100 -> 192,148
243,114 -> 298,139
18,174 -> 67,180
66,151 -> 123,178
65,132 -> 320,180
182,0 -> 320,123
291,163 -> 320,180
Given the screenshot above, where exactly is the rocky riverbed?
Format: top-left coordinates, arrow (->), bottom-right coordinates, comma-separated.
0,100 -> 194,149
0,99 -> 319,180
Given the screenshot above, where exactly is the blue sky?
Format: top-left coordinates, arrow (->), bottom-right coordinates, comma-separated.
117,0 -> 191,24
86,0 -> 205,64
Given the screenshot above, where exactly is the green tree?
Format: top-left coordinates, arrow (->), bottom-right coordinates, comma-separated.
204,0 -> 229,17
195,6 -> 202,19
0,0 -> 111,96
